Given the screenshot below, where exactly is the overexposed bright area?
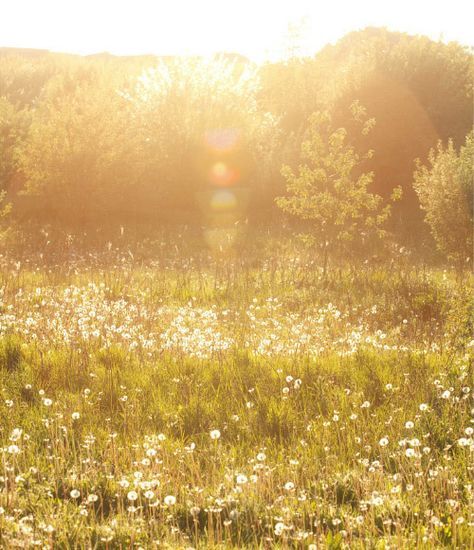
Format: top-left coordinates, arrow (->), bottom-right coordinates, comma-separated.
1,0 -> 472,61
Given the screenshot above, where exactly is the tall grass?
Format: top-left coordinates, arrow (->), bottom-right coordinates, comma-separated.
0,233 -> 472,547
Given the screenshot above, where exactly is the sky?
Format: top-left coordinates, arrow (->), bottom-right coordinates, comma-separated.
1,0 -> 472,61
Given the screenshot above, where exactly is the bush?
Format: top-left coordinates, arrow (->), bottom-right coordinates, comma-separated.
413,131 -> 473,268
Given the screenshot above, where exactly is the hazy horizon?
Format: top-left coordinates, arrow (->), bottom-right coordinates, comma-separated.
1,0 -> 472,62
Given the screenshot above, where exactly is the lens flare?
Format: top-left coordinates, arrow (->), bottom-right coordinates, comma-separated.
205,128 -> 240,152
200,128 -> 247,252
210,189 -> 238,212
209,162 -> 239,186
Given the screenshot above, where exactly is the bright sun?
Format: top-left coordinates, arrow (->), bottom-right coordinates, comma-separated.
1,0 -> 472,61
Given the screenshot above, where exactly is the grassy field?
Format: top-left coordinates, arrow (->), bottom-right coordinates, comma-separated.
0,235 -> 473,548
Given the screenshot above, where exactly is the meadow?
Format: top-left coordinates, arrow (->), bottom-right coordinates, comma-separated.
0,231 -> 472,548
0,8 -> 473,549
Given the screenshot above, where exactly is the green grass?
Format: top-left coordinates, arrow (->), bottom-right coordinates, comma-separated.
0,242 -> 472,548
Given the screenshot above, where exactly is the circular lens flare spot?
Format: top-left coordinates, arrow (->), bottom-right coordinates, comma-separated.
210,190 -> 238,212
210,162 -> 239,186
205,128 -> 240,152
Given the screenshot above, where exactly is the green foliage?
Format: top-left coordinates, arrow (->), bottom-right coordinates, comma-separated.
17,69 -> 142,225
276,102 -> 391,270
261,28 -> 473,233
0,335 -> 23,373
414,131 -> 473,267
125,57 -> 278,216
0,30 -> 472,248
0,98 -> 29,192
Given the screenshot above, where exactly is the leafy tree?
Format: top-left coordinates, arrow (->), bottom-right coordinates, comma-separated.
261,28 -> 473,235
318,29 -> 473,233
413,131 -> 473,268
0,97 -> 30,193
276,102 -> 396,273
18,69 -> 142,226
125,57 -> 277,219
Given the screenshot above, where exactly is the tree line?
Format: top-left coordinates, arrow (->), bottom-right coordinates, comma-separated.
0,27 -> 472,262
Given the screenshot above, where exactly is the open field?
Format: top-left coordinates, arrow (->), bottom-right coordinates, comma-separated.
0,237 -> 472,548
1,2 -> 473,548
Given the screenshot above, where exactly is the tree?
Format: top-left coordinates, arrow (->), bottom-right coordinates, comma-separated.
325,29 -> 473,235
262,28 -> 473,236
413,131 -> 473,268
18,68 -> 142,226
124,56 -> 277,219
0,97 -> 30,193
276,102 -> 396,273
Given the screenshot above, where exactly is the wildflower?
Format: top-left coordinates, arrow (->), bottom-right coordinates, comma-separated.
274,522 -> 285,536
87,494 -> 98,503
419,403 -> 429,411
379,437 -> 389,447
405,421 -> 414,429
144,490 -> 155,499
441,390 -> 451,399
72,412 -> 80,420
43,398 -> 53,407
70,489 -> 80,499
257,452 -> 266,461
284,481 -> 295,491
209,429 -> 221,440
164,495 -> 176,506
371,495 -> 384,506
9,428 -> 22,442
236,474 -> 248,484
127,491 -> 138,502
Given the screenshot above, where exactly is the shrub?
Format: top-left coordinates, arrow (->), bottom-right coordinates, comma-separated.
413,131 -> 473,268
